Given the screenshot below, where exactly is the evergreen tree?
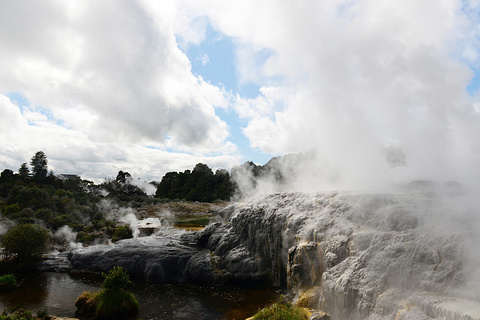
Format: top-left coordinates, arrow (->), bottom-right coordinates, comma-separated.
18,162 -> 30,180
30,151 -> 48,182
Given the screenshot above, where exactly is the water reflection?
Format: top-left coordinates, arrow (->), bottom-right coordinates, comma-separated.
0,271 -> 48,307
0,272 -> 280,320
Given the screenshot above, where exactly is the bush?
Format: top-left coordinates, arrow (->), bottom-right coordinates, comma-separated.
95,289 -> 139,320
0,224 -> 49,266
102,266 -> 132,291
0,274 -> 16,290
111,226 -> 132,242
252,298 -> 308,320
35,309 -> 48,319
76,231 -> 95,244
75,291 -> 99,317
0,308 -> 35,320
75,267 -> 138,320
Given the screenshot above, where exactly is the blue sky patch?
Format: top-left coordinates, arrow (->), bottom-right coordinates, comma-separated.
467,71 -> 480,96
5,92 -> 67,128
181,23 -> 273,165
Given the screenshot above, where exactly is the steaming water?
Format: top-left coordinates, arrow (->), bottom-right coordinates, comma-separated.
0,271 -> 280,320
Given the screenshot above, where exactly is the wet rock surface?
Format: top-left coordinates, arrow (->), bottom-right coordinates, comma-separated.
68,237 -> 205,283
48,191 -> 480,319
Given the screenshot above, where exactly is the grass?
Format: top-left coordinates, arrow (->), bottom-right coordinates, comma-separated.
75,291 -> 100,317
0,308 -> 49,320
75,290 -> 139,320
0,309 -> 34,320
35,309 -> 48,319
95,290 -> 139,320
0,274 -> 16,290
76,267 -> 139,319
252,299 -> 309,320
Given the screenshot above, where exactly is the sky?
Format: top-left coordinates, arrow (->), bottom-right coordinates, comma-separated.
1,0 -> 480,189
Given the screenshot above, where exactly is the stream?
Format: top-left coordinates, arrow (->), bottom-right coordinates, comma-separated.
0,271 -> 281,319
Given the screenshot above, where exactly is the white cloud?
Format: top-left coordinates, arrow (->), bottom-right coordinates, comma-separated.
0,1 -> 232,148
166,0 -> 480,191
0,93 -> 240,182
3,0 -> 480,190
0,1 -> 242,181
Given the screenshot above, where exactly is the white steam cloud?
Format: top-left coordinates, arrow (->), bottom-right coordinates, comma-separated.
119,213 -> 140,238
0,219 -> 16,237
97,199 -> 139,238
1,0 -> 480,191
179,0 -> 480,192
53,225 -> 83,250
125,176 -> 157,196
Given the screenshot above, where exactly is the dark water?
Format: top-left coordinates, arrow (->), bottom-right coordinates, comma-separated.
0,271 -> 281,320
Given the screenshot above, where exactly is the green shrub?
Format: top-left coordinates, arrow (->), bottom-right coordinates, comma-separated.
35,308 -> 48,319
0,274 -> 16,290
0,224 -> 49,266
95,289 -> 139,320
76,231 -> 95,244
0,308 -> 35,320
102,266 -> 131,291
75,267 -> 139,320
111,226 -> 132,242
34,208 -> 54,220
252,299 -> 308,320
2,204 -> 21,217
49,214 -> 72,230
75,291 -> 99,317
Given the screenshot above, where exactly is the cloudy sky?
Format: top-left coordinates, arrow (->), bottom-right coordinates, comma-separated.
1,0 -> 480,188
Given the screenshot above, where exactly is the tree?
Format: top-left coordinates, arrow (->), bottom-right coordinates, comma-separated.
18,162 -> 30,180
30,151 -> 48,182
116,171 -> 131,183
155,163 -> 234,202
0,169 -> 14,182
1,223 -> 49,265
102,266 -> 132,292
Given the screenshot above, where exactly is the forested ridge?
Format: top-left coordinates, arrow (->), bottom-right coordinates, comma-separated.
0,151 -> 237,255
0,150 -> 305,265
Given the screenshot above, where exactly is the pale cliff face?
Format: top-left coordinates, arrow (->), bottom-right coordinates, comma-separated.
223,191 -> 480,319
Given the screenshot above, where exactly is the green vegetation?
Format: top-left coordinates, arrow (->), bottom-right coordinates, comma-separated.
35,309 -> 48,319
155,163 -> 235,202
0,308 -> 49,320
1,224 -> 49,267
252,298 -> 309,320
75,266 -> 139,320
0,309 -> 34,320
30,151 -> 48,183
0,151 -> 140,251
101,266 -> 132,291
0,274 -> 16,290
75,291 -> 100,317
111,225 -> 133,242
0,151 -> 237,259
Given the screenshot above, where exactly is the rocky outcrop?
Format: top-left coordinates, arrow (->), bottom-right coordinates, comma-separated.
192,191 -> 480,319
68,237 -> 203,283
58,191 -> 480,319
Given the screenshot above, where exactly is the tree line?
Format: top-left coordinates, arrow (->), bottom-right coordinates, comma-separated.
155,163 -> 235,202
1,151 -> 237,203
0,150 -> 238,270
